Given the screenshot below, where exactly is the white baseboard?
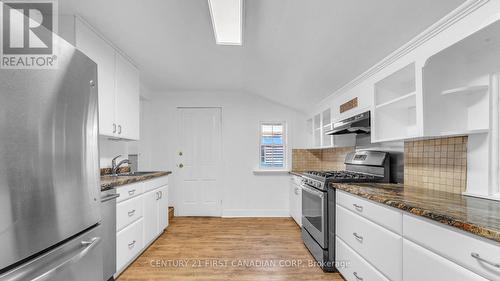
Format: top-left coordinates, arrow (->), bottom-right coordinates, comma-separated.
222,209 -> 290,218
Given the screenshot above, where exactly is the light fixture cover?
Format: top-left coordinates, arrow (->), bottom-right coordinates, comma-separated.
208,0 -> 243,45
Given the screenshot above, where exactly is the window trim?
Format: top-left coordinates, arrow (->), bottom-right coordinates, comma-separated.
258,121 -> 288,170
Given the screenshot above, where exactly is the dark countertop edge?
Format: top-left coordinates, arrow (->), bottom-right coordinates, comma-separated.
331,183 -> 500,244
101,171 -> 172,191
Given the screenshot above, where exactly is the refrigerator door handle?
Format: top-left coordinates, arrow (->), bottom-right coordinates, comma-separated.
5,237 -> 101,281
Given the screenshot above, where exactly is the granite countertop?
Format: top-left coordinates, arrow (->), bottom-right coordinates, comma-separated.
331,183 -> 500,243
101,171 -> 172,191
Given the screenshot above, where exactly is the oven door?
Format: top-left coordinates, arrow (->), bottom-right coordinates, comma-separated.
301,184 -> 328,248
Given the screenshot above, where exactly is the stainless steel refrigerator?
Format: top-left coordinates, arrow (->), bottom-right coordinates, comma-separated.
0,36 -> 103,280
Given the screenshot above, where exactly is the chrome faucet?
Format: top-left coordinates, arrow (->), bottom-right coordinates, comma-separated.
111,155 -> 131,176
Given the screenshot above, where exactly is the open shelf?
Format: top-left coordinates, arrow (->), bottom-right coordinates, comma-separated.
422,19 -> 500,136
375,63 -> 416,106
438,128 -> 489,137
373,62 -> 418,141
376,92 -> 416,110
441,85 -> 488,96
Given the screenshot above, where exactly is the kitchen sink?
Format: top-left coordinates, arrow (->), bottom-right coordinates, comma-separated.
115,171 -> 159,177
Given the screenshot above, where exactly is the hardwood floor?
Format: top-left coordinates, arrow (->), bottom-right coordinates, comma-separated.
118,217 -> 343,281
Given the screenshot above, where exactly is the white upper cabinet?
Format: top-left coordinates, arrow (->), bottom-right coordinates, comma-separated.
373,62 -> 421,142
306,108 -> 356,148
422,20 -> 500,137
75,17 -> 116,137
115,53 -> 140,140
371,19 -> 500,142
74,17 -> 140,140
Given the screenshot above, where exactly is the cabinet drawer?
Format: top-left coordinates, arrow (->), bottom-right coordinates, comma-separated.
116,219 -> 144,272
336,237 -> 389,281
336,205 -> 402,281
403,238 -> 489,281
143,176 -> 168,193
403,214 -> 500,281
337,190 -> 402,234
117,195 -> 143,231
116,182 -> 143,203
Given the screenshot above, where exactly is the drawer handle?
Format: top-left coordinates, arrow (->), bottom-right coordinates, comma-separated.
128,189 -> 136,196
128,240 -> 136,249
353,272 -> 363,281
353,203 -> 363,212
471,252 -> 500,268
353,232 -> 363,242
128,210 -> 136,217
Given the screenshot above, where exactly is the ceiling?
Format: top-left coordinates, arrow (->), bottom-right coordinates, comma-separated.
59,0 -> 465,112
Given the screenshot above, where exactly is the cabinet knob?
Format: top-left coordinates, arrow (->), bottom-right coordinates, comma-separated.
128,240 -> 136,249
353,232 -> 363,242
353,204 -> 363,212
128,210 -> 136,217
353,272 -> 363,281
471,252 -> 500,268
113,123 -> 117,133
178,163 -> 184,168
118,125 -> 122,134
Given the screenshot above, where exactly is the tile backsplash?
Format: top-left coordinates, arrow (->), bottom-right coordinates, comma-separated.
292,147 -> 354,172
404,136 -> 467,194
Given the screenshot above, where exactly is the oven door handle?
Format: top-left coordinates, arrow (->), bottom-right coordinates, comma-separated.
301,185 -> 325,198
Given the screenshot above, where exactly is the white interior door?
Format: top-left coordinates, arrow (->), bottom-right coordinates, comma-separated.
177,108 -> 222,216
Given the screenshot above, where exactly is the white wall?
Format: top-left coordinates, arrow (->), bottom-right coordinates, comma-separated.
143,90 -> 308,217
99,137 -> 130,168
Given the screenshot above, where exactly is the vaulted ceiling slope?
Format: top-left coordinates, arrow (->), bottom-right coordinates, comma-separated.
60,0 -> 465,112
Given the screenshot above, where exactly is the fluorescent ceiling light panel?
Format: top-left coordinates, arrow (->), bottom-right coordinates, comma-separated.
208,0 -> 243,45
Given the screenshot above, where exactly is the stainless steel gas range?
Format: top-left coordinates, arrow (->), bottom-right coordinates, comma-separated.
301,150 -> 390,272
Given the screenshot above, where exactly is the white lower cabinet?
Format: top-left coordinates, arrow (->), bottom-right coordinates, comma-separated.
403,238 -> 488,281
116,195 -> 143,232
336,191 -> 500,281
116,219 -> 144,272
115,176 -> 169,275
336,204 -> 402,281
143,185 -> 169,245
336,237 -> 389,281
143,189 -> 160,245
158,185 -> 169,231
289,175 -> 302,226
403,214 -> 500,281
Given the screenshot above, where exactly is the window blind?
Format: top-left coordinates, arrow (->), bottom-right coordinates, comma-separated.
260,123 -> 286,168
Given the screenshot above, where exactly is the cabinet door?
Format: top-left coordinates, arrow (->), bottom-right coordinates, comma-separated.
294,185 -> 302,227
403,239 -> 488,281
115,53 -> 140,140
142,190 -> 159,245
158,186 -> 169,231
75,18 -> 116,137
116,219 -> 144,273
289,181 -> 301,226
289,180 -> 295,217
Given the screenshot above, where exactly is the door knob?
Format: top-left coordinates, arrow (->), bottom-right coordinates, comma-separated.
178,163 -> 184,168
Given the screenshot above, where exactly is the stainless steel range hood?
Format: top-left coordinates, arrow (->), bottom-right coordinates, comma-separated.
325,111 -> 371,136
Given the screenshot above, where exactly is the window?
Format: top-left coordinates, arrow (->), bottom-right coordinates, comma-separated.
260,122 -> 287,169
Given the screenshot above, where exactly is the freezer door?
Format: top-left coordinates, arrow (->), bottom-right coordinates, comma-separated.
0,37 -> 101,269
0,225 -> 103,281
